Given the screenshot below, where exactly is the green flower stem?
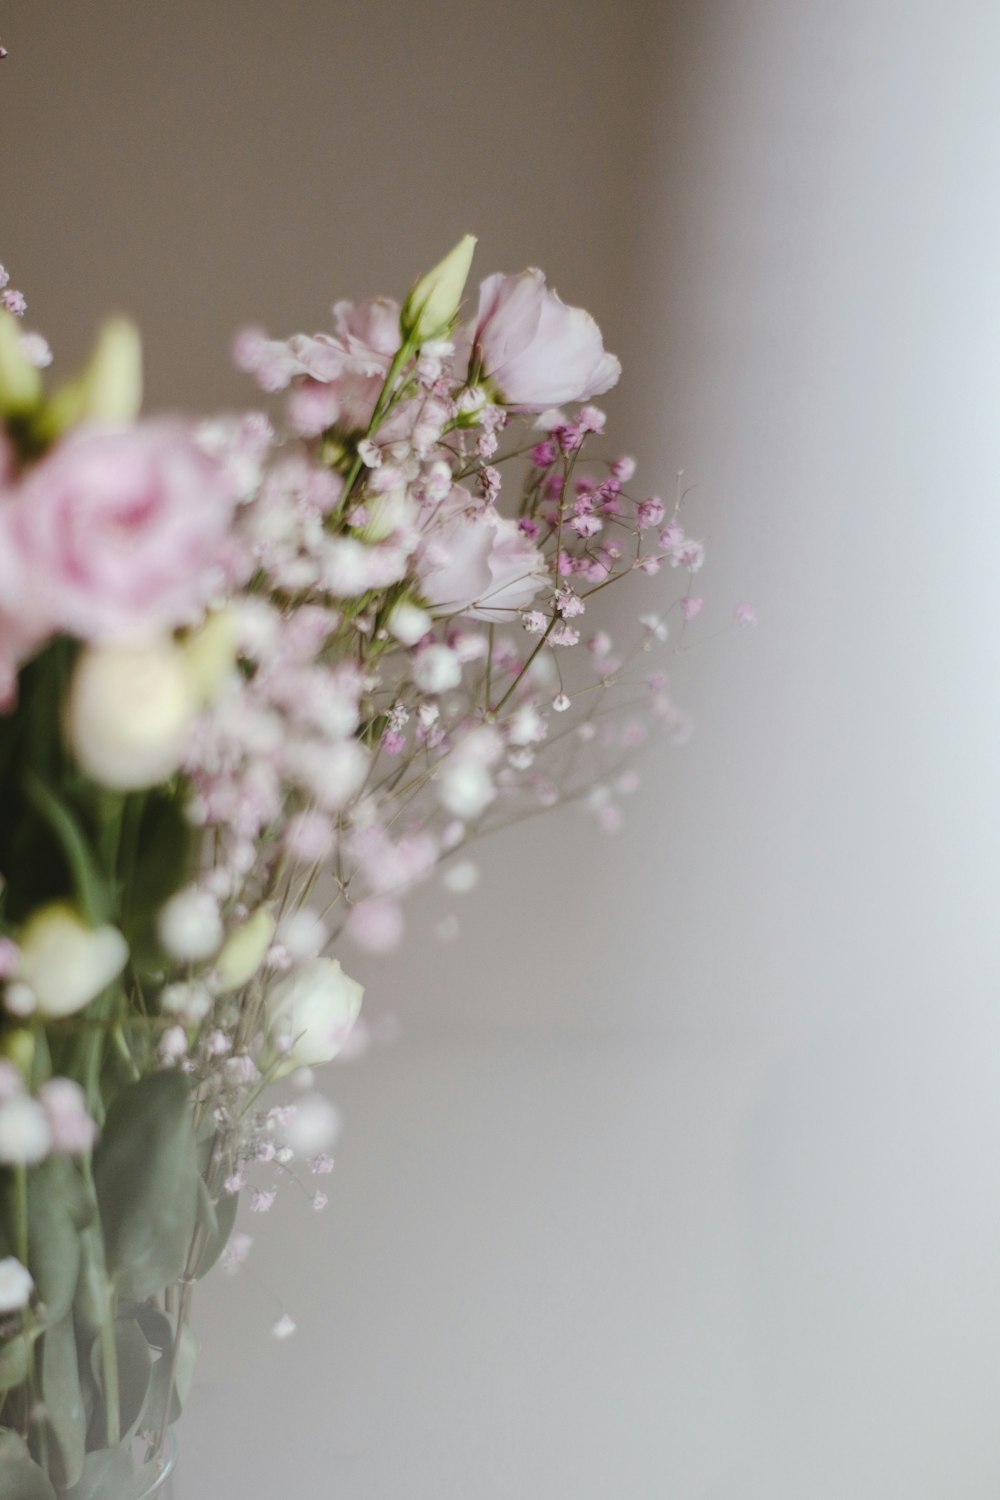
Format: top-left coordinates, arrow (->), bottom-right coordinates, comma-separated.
12,1163 -> 27,1267
12,1168 -> 48,1469
96,790 -> 125,885
336,335 -> 416,500
80,1154 -> 121,1449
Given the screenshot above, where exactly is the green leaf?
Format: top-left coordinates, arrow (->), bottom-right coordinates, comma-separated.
123,1302 -> 172,1354
0,1429 -> 58,1499
0,1159 -> 86,1327
40,1313 -> 86,1489
93,1071 -> 199,1302
88,1316 -> 152,1444
192,1176 -> 239,1281
119,792 -> 195,976
145,1321 -> 198,1430
0,1331 -> 30,1390
22,773 -> 112,926
59,1444 -> 137,1500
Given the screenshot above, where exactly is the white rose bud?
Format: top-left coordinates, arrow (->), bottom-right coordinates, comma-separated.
0,1257 -> 34,1313
16,904 -> 128,1019
400,234 -> 477,342
67,637 -> 197,791
263,957 -> 363,1078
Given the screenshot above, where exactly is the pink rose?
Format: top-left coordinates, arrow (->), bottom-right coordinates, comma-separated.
416,486 -> 549,623
463,269 -> 621,410
0,421 -> 235,644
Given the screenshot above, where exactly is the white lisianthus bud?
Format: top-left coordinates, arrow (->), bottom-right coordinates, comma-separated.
158,886 -> 224,963
412,643 -> 462,695
80,317 -> 143,420
183,607 -> 238,704
67,637 -> 198,791
0,1096 -> 51,1166
0,1257 -> 34,1313
387,601 -> 432,647
263,957 -> 363,1078
214,907 -> 276,992
48,317 -> 143,431
16,904 -> 128,1019
400,234 -> 477,342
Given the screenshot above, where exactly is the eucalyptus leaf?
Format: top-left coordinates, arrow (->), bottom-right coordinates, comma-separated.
123,1302 -> 172,1354
59,1444 -> 136,1500
119,792 -> 194,976
0,1159 -> 85,1327
40,1313 -> 86,1489
88,1316 -> 152,1445
0,1429 -> 58,1500
93,1071 -> 199,1302
0,1331 -> 29,1390
192,1178 -> 239,1280
73,1221 -> 109,1336
145,1321 -> 198,1430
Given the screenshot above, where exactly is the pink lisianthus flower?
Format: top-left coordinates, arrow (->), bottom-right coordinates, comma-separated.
287,298 -> 403,434
0,422 -> 235,644
461,269 -> 621,410
416,485 -> 549,623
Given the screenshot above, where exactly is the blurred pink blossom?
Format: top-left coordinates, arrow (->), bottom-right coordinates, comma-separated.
463,269 -> 621,410
417,485 -> 549,622
0,422 -> 234,643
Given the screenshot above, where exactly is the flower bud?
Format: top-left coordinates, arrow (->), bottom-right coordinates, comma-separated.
0,1258 -> 34,1313
45,317 -> 143,434
0,1098 -> 50,1165
183,607 -> 238,704
67,637 -> 197,790
400,234 -> 477,343
263,957 -> 363,1078
214,907 -> 276,992
16,904 -> 128,1018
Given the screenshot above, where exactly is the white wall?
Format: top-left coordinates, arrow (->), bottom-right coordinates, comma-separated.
187,3 -> 1000,1495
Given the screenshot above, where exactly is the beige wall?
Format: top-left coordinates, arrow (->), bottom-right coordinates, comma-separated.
5,3 -> 1000,1496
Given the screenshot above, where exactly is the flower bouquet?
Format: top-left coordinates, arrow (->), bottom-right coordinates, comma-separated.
0,237 -> 736,1496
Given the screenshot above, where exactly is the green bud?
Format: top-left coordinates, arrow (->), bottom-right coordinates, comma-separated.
400,234 -> 477,343
0,1028 -> 35,1078
214,907 -> 276,992
44,317 -> 143,435
0,311 -> 42,414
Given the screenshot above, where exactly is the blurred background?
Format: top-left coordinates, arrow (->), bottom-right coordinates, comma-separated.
5,1 -> 1000,1495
